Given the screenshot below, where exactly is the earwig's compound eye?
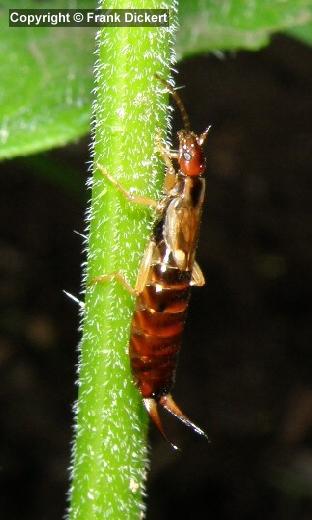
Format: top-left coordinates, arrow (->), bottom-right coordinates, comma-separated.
183,151 -> 191,161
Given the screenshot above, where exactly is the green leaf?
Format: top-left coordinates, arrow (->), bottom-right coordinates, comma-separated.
177,0 -> 312,57
0,0 -> 96,159
1,0 -> 312,160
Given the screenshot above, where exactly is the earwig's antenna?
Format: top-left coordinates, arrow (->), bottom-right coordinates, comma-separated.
155,73 -> 191,131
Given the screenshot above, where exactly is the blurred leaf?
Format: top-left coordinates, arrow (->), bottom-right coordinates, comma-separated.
1,0 -> 312,160
0,0 -> 95,159
287,23 -> 312,45
177,0 -> 312,57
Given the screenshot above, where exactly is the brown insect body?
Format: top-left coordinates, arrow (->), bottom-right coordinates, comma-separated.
130,174 -> 205,398
129,87 -> 211,446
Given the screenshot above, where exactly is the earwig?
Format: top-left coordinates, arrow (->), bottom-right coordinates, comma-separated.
94,76 -> 211,448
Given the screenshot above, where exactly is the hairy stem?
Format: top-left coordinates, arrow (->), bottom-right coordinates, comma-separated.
68,1 -> 178,518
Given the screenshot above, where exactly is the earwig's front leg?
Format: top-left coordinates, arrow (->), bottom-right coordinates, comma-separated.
155,133 -> 178,175
96,163 -> 158,210
155,133 -> 180,193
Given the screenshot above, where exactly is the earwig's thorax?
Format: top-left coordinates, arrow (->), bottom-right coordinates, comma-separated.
178,130 -> 206,177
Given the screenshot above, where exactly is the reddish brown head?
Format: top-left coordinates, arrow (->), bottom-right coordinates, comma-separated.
155,74 -> 211,178
178,128 -> 210,177
155,74 -> 211,177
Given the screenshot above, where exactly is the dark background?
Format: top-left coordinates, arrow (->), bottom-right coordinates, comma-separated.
1,35 -> 312,519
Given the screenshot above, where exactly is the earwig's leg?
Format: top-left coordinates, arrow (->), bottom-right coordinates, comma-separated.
91,272 -> 138,297
155,134 -> 179,193
97,163 -> 158,209
155,133 -> 178,174
134,240 -> 156,293
90,242 -> 156,296
164,170 -> 177,193
143,398 -> 179,451
159,394 -> 209,440
190,261 -> 205,287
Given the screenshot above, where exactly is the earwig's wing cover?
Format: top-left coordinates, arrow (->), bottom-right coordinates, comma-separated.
135,240 -> 156,294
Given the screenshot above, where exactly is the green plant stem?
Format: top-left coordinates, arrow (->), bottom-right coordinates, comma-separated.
68,1 -> 177,518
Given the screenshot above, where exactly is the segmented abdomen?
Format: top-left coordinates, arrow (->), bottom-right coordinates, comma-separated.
129,263 -> 191,399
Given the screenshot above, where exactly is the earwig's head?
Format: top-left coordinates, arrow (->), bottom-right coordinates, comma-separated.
155,74 -> 211,178
155,74 -> 211,177
178,127 -> 210,177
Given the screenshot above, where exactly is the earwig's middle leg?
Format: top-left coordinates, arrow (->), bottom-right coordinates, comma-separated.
90,241 -> 156,296
97,163 -> 158,209
91,272 -> 138,297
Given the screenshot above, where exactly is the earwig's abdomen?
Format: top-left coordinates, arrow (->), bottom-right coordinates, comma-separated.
129,264 -> 191,399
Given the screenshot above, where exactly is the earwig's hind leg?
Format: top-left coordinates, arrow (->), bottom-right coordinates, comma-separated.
159,394 -> 209,440
190,261 -> 205,287
143,398 -> 179,451
96,163 -> 158,209
90,272 -> 138,297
